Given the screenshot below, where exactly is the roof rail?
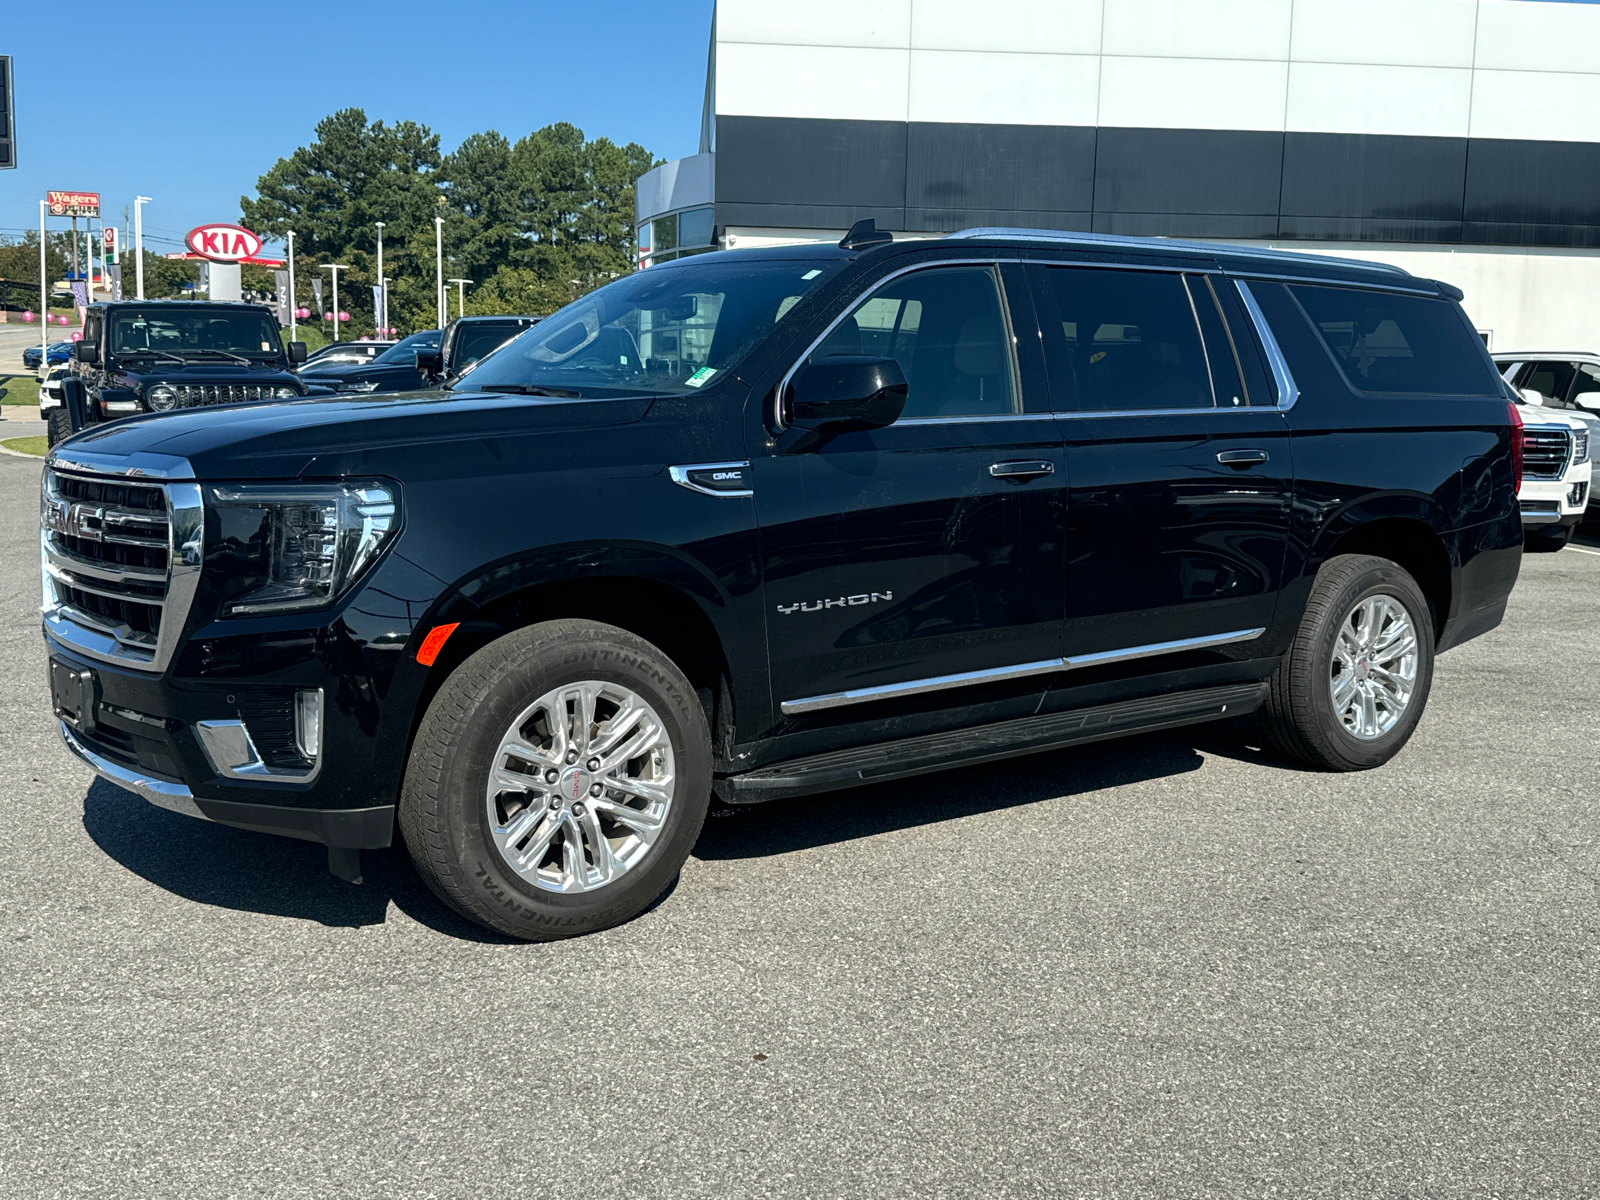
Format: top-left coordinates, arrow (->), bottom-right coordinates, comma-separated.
945,227 -> 1412,277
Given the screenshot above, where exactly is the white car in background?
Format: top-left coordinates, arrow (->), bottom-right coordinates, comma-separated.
1496,352 -> 1600,524
37,366 -> 68,419
1512,401 -> 1590,551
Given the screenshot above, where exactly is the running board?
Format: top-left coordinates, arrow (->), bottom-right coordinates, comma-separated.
717,682 -> 1267,804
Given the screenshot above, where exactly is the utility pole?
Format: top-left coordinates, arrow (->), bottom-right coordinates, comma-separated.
287,231 -> 296,342
376,222 -> 385,336
320,264 -> 349,342
133,196 -> 151,300
448,278 -> 472,319
434,215 -> 445,329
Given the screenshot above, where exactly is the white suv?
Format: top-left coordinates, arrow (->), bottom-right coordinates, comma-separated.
1497,353 -> 1600,529
1512,403 -> 1591,550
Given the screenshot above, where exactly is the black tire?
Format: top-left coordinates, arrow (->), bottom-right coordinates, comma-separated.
399,619 -> 712,940
1260,554 -> 1435,772
45,408 -> 71,448
1525,525 -> 1573,552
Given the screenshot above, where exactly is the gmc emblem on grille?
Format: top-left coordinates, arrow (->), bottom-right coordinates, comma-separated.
44,501 -> 103,542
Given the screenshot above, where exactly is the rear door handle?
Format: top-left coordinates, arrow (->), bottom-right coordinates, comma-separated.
989,460 -> 1055,481
1216,448 -> 1269,466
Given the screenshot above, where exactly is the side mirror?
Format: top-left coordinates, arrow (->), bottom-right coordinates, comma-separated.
415,350 -> 444,375
74,342 -> 97,363
288,341 -> 308,364
780,355 -> 908,453
1520,387 -> 1546,406
1574,392 -> 1600,412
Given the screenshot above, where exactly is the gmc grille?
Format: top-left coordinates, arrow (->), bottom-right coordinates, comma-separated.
1522,427 -> 1572,480
40,467 -> 203,672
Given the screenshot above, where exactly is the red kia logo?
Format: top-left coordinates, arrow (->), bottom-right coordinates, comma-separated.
185,223 -> 263,263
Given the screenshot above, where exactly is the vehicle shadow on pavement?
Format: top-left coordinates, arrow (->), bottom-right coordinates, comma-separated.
80,779 -> 518,942
695,727 -> 1218,862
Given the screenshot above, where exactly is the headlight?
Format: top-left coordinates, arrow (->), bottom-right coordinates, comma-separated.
204,482 -> 399,616
273,386 -> 299,399
1574,429 -> 1590,466
337,380 -> 381,393
147,384 -> 178,412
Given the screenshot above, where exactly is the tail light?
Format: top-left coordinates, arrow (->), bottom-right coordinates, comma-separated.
1507,401 -> 1524,492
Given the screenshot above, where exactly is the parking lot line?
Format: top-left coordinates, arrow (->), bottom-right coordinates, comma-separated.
1566,545 -> 1600,557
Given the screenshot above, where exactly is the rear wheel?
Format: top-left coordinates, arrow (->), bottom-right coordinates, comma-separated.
1525,525 -> 1573,552
45,408 -> 71,448
1261,554 -> 1434,771
400,619 -> 711,940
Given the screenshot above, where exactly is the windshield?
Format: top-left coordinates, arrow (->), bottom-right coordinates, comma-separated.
372,330 -> 441,364
453,256 -> 847,396
111,308 -> 284,360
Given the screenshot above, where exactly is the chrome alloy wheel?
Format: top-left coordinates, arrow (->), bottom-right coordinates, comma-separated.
485,680 -> 675,892
1329,593 -> 1419,741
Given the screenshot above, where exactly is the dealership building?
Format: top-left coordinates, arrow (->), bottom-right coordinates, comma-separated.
636,0 -> 1600,351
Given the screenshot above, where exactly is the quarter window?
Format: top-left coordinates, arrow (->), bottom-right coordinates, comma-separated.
1039,267 -> 1214,411
806,265 -> 1018,420
1290,285 -> 1500,396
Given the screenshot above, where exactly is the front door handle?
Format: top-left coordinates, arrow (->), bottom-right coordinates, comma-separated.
1216,448 -> 1269,466
989,460 -> 1055,481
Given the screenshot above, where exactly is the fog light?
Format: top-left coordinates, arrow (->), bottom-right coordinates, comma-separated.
295,689 -> 322,761
1570,481 -> 1588,508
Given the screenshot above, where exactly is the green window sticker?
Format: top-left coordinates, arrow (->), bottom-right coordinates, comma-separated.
685,367 -> 719,388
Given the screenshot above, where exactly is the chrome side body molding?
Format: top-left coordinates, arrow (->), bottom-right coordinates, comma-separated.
780,628 -> 1267,716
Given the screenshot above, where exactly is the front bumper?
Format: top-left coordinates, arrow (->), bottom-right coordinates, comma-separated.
59,718 -> 394,849
1519,471 -> 1590,525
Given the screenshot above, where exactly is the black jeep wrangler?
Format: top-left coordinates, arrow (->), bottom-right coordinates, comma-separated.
46,300 -> 315,447
41,226 -> 1524,941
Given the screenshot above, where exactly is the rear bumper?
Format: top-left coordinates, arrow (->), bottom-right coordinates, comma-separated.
61,720 -> 394,848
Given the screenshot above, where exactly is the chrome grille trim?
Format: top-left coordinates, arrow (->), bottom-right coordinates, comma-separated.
1522,425 -> 1572,481
40,464 -> 203,674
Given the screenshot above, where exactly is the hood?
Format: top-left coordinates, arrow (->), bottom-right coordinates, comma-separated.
113,359 -> 297,381
1521,406 -> 1592,432
57,387 -> 658,480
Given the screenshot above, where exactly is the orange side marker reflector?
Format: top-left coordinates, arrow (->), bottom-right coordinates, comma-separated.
416,623 -> 459,667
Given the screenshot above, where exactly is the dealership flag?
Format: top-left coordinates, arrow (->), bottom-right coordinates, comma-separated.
274,270 -> 291,326
70,280 -> 88,322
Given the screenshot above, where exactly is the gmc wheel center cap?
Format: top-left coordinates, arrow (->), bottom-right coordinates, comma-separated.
559,766 -> 591,803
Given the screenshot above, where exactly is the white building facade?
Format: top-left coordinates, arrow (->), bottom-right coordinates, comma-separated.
636,0 -> 1600,351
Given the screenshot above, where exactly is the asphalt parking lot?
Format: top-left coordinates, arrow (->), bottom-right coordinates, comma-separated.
2,448 -> 1598,1200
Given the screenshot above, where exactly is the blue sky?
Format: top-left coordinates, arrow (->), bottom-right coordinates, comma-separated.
0,0 -> 714,256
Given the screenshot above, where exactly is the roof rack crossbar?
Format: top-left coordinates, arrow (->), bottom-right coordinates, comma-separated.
945,227 -> 1412,277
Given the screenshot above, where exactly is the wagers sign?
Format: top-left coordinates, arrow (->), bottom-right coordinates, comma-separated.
186,223 -> 263,263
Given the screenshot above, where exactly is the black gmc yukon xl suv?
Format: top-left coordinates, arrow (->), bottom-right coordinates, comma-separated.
41,226 -> 1524,940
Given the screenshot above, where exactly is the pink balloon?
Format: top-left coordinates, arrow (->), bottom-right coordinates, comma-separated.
70,331 -> 82,342
323,311 -> 333,321
338,311 -> 349,322
22,311 -> 33,323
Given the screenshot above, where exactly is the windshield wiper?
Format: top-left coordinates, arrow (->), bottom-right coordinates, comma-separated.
178,348 -> 254,366
118,348 -> 188,366
466,383 -> 584,398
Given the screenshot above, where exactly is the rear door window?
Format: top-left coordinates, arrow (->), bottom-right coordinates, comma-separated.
1035,266 -> 1215,411
1289,285 -> 1500,396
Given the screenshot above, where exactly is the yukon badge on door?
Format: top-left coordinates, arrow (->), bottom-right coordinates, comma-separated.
776,591 -> 893,615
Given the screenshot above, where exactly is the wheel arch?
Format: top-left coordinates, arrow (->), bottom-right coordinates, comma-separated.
399,544 -> 751,775
1317,512 -> 1453,641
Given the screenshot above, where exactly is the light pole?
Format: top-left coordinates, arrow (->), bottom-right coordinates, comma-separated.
434,216 -> 445,329
286,231 -> 296,342
38,200 -> 47,360
447,278 -> 472,319
133,196 -> 151,300
374,221 -> 385,335
320,264 -> 349,342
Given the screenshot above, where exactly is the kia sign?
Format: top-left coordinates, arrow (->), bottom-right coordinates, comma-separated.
47,191 -> 100,218
186,223 -> 263,263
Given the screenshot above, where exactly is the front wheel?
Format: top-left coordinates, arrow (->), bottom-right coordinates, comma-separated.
1525,525 -> 1573,553
45,408 -> 71,448
1260,554 -> 1435,771
399,619 -> 711,940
